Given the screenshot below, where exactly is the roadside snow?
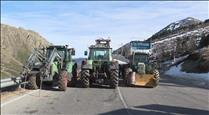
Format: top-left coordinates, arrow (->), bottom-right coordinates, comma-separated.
165,64 -> 209,81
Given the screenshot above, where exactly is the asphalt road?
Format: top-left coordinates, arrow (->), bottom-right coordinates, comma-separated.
1,75 -> 209,115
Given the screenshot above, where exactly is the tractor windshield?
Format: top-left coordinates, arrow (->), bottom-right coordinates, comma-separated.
133,53 -> 148,64
89,48 -> 111,61
46,48 -> 69,61
57,49 -> 71,61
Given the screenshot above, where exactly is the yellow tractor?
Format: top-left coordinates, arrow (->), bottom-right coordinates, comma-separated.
123,41 -> 159,87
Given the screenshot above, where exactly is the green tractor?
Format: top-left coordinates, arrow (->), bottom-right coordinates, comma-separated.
23,45 -> 77,91
123,41 -> 160,87
80,39 -> 119,88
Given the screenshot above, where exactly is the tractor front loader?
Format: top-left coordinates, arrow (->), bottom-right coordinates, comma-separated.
21,45 -> 77,91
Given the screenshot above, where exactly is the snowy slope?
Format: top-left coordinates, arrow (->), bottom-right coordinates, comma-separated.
163,17 -> 201,31
149,17 -> 202,42
153,26 -> 209,45
151,26 -> 209,61
165,64 -> 209,84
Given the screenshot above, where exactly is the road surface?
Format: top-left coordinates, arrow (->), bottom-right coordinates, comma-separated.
1,75 -> 209,115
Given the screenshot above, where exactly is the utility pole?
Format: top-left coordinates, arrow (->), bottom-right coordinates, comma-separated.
173,45 -> 176,64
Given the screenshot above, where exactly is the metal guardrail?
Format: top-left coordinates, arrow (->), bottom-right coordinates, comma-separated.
0,77 -> 27,88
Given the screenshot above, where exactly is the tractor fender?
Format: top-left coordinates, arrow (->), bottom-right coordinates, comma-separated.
81,59 -> 93,70
109,62 -> 119,70
82,64 -> 92,70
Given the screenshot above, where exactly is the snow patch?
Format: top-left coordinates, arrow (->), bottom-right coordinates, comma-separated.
165,64 -> 209,81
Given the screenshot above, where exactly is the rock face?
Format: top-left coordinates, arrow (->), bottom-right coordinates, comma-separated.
151,25 -> 209,62
1,24 -> 50,78
148,17 -> 209,62
181,47 -> 209,73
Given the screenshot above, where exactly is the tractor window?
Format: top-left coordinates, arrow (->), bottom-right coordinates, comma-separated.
46,48 -> 65,59
46,49 -> 53,58
57,50 -> 65,58
89,49 -> 110,60
133,54 -> 148,64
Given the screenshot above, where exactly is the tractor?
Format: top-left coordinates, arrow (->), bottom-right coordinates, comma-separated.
80,39 -> 119,88
22,45 -> 77,91
123,41 -> 160,87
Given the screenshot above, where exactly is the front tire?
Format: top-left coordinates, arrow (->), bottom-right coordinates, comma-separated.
58,71 -> 68,91
110,69 -> 119,88
153,69 -> 160,87
80,70 -> 90,88
28,73 -> 40,90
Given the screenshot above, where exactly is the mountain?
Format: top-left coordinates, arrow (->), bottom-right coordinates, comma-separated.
1,24 -> 50,78
149,17 -> 209,62
148,17 -> 203,42
164,17 -> 201,31
148,17 -> 209,74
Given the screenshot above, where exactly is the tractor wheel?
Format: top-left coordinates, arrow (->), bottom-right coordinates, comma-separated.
110,69 -> 119,88
58,71 -> 68,91
153,69 -> 160,87
80,70 -> 90,88
28,74 -> 40,90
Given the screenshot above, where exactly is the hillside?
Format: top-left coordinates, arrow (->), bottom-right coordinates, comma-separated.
148,17 -> 205,42
181,47 -> 209,73
150,17 -> 209,62
150,17 -> 209,74
1,24 -> 50,79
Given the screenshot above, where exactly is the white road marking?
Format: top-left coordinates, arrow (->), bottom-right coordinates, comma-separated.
117,87 -> 132,115
1,90 -> 39,108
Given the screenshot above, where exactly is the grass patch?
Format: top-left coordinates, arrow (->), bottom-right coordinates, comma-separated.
16,48 -> 31,64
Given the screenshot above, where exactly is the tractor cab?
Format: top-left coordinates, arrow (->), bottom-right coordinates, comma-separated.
46,45 -> 75,62
86,39 -> 112,61
88,48 -> 112,61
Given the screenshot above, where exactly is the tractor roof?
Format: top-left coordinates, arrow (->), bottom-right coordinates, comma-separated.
90,38 -> 111,49
47,45 -> 67,49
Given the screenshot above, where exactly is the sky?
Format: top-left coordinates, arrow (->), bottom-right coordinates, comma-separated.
1,1 -> 209,58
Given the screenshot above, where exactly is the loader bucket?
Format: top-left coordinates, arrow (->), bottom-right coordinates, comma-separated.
127,72 -> 158,87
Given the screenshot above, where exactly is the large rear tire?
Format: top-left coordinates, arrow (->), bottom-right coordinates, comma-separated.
80,70 -> 90,88
110,69 -> 119,88
58,71 -> 68,91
